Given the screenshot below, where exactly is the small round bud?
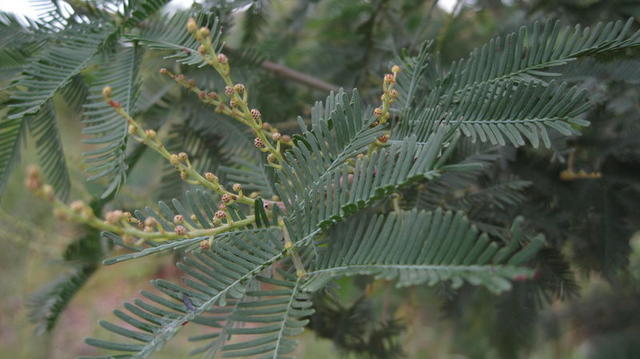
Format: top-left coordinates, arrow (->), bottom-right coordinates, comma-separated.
391,65 -> 400,73
144,217 -> 157,227
251,109 -> 261,120
178,152 -> 188,161
267,153 -> 276,163
174,225 -> 187,235
198,27 -> 210,38
249,191 -> 259,198
271,132 -> 282,141
145,129 -> 156,138
254,137 -> 265,148
176,74 -> 185,82
170,154 -> 180,165
233,84 -> 245,94
221,193 -> 233,203
108,100 -> 121,108
198,45 -> 206,55
204,172 -> 218,182
144,226 -> 154,233
284,241 -> 293,250
217,202 -> 227,210
262,122 -> 272,130
159,68 -> 168,75
232,183 -> 242,192
217,53 -> 228,64
53,208 -> 67,220
186,18 -> 198,33
280,135 -> 292,144
199,239 -> 210,250
356,153 -> 365,159
373,107 -> 383,117
384,73 -> 395,83
173,214 -> 184,224
198,91 -> 207,100
70,200 -> 85,212
105,210 -> 123,224
128,124 -> 137,135
389,89 -> 399,98
377,134 -> 390,144
187,79 -> 196,88
224,86 -> 234,95
229,99 -> 238,108
207,92 -> 218,99
190,214 -> 198,222
214,210 -> 226,219
102,86 -> 112,98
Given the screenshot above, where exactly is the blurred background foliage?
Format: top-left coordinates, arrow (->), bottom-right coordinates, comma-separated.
1,0 -> 639,358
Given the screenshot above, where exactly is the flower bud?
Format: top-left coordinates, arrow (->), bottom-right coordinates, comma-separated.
198,45 -> 206,55
108,100 -> 121,108
190,214 -> 198,222
217,202 -> 227,210
145,129 -> 156,138
251,109 -> 261,120
280,135 -> 292,144
384,73 -> 395,83
198,27 -> 210,38
106,210 -> 123,224
144,226 -> 154,233
174,225 -> 187,235
390,89 -> 399,98
70,200 -> 85,213
391,65 -> 400,73
221,193 -> 233,203
207,92 -> 218,99
186,18 -> 197,33
217,53 -> 228,64
173,214 -> 184,224
232,183 -> 242,192
262,122 -> 272,130
102,86 -> 112,98
144,217 -> 157,227
233,83 -> 245,94
176,74 -> 185,82
377,134 -> 390,144
224,86 -> 234,95
178,152 -> 188,161
373,107 -> 383,117
128,124 -> 137,135
199,239 -> 210,250
267,153 -> 276,163
159,68 -> 168,75
204,172 -> 218,182
271,132 -> 282,141
229,99 -> 238,108
214,210 -> 226,219
254,137 -> 265,148
41,184 -> 54,201
170,154 -> 180,165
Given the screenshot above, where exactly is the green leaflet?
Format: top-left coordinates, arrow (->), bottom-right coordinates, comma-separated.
82,229 -> 286,359
306,209 -> 545,294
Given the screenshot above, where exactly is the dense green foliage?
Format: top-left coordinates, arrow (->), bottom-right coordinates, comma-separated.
1,0 -> 639,358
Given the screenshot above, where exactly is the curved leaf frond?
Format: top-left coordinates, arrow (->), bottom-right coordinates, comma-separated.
307,209 -> 546,294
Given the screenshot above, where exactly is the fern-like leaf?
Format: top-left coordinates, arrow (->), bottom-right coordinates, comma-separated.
82,229 -> 286,358
83,46 -> 142,198
306,209 -> 545,294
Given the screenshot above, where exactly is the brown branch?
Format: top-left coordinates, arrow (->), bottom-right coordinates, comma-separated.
224,45 -> 339,92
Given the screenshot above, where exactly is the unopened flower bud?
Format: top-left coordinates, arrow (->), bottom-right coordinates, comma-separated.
190,214 -> 198,222
217,53 -> 228,64
178,152 -> 188,161
174,225 -> 187,235
198,27 -> 210,38
271,132 -> 282,141
144,217 -> 157,227
108,100 -> 121,108
204,172 -> 218,182
173,214 -> 184,224
198,45 -> 206,55
128,124 -> 137,135
374,107 -> 383,117
214,210 -> 226,219
170,154 -> 180,165
229,99 -> 238,108
224,86 -> 234,95
105,210 -> 123,224
144,226 -> 154,233
377,134 -> 390,144
199,91 -> 206,100
217,202 -> 227,210
391,65 -> 400,73
267,153 -> 276,163
221,193 -> 233,203
207,92 -> 218,99
70,200 -> 85,212
254,137 -> 265,148
280,135 -> 291,144
390,89 -> 399,98
384,73 -> 395,83
102,86 -> 112,98
199,239 -> 210,250
233,84 -> 245,94
251,109 -> 261,120
159,68 -> 168,75
232,183 -> 242,192
186,18 -> 197,33
41,184 -> 54,201
145,129 -> 156,138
